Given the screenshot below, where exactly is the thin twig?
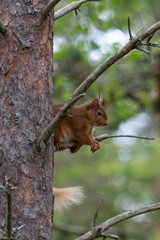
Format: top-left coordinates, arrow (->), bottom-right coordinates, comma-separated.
75,202 -> 160,240
12,224 -> 25,239
35,94 -> 85,150
145,32 -> 155,45
93,199 -> 104,227
127,17 -> 133,40
54,0 -> 99,20
5,177 -> 13,240
0,18 -> 7,36
102,232 -> 119,240
54,134 -> 154,152
96,134 -> 155,142
142,42 -> 160,48
0,180 -> 22,240
136,45 -> 150,54
4,177 -> 17,240
41,0 -> 62,19
6,185 -> 12,240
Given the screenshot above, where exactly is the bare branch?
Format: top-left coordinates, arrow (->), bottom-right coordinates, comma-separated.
136,44 -> 150,55
54,134 -> 154,152
54,0 -> 99,20
93,199 -> 104,227
108,234 -> 119,239
0,178 -> 17,240
75,202 -> 160,240
41,0 -> 62,19
142,42 -> 160,48
96,134 -> 155,142
127,17 -> 133,40
70,21 -> 160,99
0,18 -> 7,36
35,94 -> 85,150
102,233 -> 119,240
4,177 -> 17,240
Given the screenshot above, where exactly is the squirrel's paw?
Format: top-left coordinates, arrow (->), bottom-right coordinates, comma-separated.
91,141 -> 100,152
55,142 -> 65,151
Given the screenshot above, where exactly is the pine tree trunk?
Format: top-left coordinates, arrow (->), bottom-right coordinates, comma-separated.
0,1 -> 54,239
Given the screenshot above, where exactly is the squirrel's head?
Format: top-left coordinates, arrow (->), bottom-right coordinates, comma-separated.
87,97 -> 108,126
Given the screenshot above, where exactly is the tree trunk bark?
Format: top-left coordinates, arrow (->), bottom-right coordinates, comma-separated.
0,1 -> 54,239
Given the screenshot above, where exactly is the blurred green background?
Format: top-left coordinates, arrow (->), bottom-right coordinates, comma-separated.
53,0 -> 160,239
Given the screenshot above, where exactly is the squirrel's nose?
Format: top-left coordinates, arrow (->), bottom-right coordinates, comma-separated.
103,122 -> 107,126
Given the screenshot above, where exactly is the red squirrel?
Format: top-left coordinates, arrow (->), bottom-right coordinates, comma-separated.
53,97 -> 107,153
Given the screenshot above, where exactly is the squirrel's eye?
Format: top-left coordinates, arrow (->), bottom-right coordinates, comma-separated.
97,110 -> 102,116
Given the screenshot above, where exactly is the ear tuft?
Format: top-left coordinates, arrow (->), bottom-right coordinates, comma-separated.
97,93 -> 103,103
91,98 -> 99,106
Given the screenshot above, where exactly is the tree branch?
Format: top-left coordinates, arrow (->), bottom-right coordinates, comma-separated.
54,134 -> 154,152
96,134 -> 155,142
142,42 -> 160,48
54,0 -> 99,20
75,202 -> 160,240
35,94 -> 85,150
0,18 -> 7,36
41,0 -> 62,19
93,198 -> 104,227
127,17 -> 133,40
0,178 -> 18,240
70,21 -> 160,99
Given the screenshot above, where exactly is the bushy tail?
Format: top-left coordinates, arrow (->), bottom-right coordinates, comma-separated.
53,186 -> 85,211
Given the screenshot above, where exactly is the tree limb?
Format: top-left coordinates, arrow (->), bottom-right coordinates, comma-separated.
75,202 -> 160,240
54,134 -> 154,152
96,134 -> 155,142
54,0 -> 99,20
0,18 -> 7,36
41,0 -> 62,19
35,94 -> 85,150
71,21 -> 160,99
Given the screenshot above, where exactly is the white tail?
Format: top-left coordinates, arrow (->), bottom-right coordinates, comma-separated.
53,186 -> 85,211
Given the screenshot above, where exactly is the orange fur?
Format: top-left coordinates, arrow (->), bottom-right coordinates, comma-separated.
53,98 -> 107,153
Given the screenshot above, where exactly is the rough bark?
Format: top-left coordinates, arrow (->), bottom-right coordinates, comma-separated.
0,1 -> 53,239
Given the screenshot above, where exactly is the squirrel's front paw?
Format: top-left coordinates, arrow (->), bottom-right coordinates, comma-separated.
91,141 -> 100,153
55,142 -> 65,151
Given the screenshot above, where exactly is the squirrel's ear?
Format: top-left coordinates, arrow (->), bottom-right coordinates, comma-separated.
91,98 -> 99,106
